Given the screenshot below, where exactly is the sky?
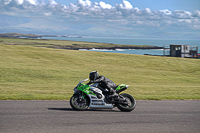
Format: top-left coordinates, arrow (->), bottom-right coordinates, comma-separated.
56,0 -> 200,11
0,0 -> 200,39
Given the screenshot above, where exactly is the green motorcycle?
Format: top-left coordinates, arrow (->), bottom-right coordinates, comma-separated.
70,78 -> 136,112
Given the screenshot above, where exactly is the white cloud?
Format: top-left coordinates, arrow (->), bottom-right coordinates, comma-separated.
0,0 -> 200,37
3,0 -> 12,4
48,0 -> 57,5
3,0 -> 38,5
121,0 -> 133,9
99,1 -> 112,9
44,12 -> 52,16
172,10 -> 193,19
78,0 -> 91,7
15,0 -> 24,5
159,9 -> 172,15
193,10 -> 200,17
144,8 -> 152,14
27,0 -> 37,5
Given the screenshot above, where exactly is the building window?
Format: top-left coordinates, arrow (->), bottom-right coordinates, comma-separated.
175,46 -> 181,50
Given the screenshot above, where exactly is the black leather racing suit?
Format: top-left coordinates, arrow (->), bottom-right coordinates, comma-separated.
88,76 -> 116,94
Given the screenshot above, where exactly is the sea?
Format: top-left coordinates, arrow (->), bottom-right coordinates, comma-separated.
43,37 -> 200,55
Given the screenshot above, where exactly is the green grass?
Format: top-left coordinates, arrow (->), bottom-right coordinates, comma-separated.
0,37 -> 155,49
0,38 -> 200,100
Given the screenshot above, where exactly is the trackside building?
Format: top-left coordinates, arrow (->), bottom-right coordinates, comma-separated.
164,44 -> 199,58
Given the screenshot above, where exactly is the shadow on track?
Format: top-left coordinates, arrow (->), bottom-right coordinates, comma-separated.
48,108 -> 73,111
48,108 -> 120,112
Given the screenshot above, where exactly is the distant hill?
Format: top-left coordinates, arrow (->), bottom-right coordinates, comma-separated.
0,33 -> 57,38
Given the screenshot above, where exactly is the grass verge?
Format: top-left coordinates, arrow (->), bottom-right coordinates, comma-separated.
0,38 -> 200,100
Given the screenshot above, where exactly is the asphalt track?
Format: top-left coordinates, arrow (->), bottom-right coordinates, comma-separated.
0,100 -> 200,133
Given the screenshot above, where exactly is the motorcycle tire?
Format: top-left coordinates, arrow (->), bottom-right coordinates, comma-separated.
70,94 -> 89,111
116,93 -> 136,112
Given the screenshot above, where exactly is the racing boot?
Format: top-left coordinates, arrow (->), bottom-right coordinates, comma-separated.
109,88 -> 118,99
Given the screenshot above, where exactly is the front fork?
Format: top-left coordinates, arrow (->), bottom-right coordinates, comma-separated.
74,91 -> 86,103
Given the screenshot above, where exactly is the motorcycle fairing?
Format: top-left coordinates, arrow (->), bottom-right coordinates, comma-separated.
76,83 -> 95,96
115,84 -> 128,93
88,94 -> 113,109
76,83 -> 113,109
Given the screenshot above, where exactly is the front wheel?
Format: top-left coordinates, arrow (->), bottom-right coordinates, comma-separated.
116,93 -> 136,112
70,94 -> 89,111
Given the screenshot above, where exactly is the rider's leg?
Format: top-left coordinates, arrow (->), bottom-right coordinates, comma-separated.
108,87 -> 118,98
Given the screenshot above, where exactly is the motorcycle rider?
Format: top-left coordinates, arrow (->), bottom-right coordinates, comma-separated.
87,71 -> 118,98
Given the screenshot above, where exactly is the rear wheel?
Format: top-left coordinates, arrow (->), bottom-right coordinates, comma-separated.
70,94 -> 89,111
116,93 -> 136,112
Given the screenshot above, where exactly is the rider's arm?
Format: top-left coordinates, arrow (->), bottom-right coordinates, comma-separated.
86,81 -> 92,85
92,76 -> 104,83
87,76 -> 104,85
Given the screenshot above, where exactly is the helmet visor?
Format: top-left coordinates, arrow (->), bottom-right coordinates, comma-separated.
89,73 -> 95,80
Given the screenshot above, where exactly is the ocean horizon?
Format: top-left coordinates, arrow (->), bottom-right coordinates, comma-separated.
43,37 -> 200,55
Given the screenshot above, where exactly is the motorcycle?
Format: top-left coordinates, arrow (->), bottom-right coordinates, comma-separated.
70,78 -> 136,112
